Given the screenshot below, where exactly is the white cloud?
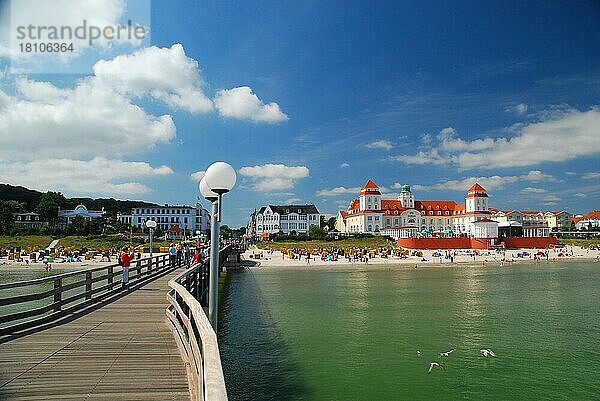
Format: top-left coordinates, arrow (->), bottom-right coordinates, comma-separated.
0,78 -> 176,159
239,164 -> 309,192
316,186 -> 362,197
0,157 -> 172,196
93,44 -> 213,113
582,172 -> 600,180
213,86 -> 288,123
284,198 -> 301,204
365,139 -> 394,150
340,162 -> 350,168
413,170 -> 557,192
542,195 -> 561,203
521,187 -> 547,194
391,108 -> 600,169
505,103 -> 528,115
190,171 -> 205,182
574,192 -> 587,198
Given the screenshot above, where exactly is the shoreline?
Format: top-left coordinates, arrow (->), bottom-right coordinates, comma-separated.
243,246 -> 600,270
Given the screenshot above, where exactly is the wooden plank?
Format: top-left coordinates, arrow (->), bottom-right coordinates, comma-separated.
0,269 -> 190,401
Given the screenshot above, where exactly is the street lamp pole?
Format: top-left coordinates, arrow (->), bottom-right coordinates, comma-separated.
145,220 -> 157,269
199,162 -> 236,333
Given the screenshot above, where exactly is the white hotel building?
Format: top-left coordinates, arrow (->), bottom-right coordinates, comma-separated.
336,180 -> 498,240
118,204 -> 210,234
248,204 -> 321,237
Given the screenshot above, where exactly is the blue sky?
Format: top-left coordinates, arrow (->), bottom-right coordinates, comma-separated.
1,0 -> 599,227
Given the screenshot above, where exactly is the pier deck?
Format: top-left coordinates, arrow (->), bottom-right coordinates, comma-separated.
0,270 -> 189,401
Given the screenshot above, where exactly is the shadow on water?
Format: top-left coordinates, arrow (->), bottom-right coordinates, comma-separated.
219,269 -> 312,401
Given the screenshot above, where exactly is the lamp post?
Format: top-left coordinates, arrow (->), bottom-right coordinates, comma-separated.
199,162 -> 236,332
145,219 -> 157,268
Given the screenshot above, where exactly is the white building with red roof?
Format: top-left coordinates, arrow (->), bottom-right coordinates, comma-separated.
573,210 -> 600,230
338,180 -> 498,240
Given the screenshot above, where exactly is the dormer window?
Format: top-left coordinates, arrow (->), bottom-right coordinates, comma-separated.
298,209 -> 301,213
286,209 -> 289,213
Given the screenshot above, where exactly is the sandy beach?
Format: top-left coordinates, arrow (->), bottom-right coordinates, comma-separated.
243,246 -> 600,269
0,252 -> 163,271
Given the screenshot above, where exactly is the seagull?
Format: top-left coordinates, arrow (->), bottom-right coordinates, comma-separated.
480,349 -> 496,357
417,350 -> 421,355
428,362 -> 445,374
439,349 -> 455,357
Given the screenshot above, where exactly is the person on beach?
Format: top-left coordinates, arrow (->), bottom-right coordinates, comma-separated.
120,247 -> 134,289
306,252 -> 311,265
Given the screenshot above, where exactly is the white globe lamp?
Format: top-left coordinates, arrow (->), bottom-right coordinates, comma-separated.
199,177 -> 218,203
205,161 -> 236,194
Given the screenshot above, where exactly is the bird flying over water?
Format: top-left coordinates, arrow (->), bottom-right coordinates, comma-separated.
480,349 -> 496,357
417,350 -> 421,355
439,349 -> 455,357
428,362 -> 445,374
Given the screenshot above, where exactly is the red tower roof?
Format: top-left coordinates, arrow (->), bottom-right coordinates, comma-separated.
360,179 -> 381,195
466,182 -> 488,198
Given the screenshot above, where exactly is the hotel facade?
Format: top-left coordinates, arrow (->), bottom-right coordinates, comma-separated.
247,204 -> 321,237
117,204 -> 211,235
336,180 -> 498,240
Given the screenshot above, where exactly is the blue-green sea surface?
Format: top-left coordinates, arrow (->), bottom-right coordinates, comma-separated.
219,262 -> 600,400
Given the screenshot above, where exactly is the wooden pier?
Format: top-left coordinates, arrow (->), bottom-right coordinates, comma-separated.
0,270 -> 190,401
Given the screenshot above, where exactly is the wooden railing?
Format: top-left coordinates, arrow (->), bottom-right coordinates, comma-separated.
166,245 -> 233,401
0,253 -> 174,337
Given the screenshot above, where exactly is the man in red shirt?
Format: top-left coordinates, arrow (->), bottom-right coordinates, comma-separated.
120,247 -> 135,289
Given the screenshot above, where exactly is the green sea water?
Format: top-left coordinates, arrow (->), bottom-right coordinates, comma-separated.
219,262 -> 600,400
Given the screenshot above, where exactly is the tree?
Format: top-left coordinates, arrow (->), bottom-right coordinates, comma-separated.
309,225 -> 327,240
0,200 -> 27,235
0,201 -> 14,235
36,191 -> 68,223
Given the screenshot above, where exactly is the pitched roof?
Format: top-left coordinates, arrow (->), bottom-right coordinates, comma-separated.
361,179 -> 379,190
415,200 -> 458,211
578,210 -> 600,220
467,183 -> 487,192
267,204 -> 320,215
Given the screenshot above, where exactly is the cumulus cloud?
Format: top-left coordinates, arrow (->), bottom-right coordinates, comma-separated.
506,103 -> 528,115
0,157 -> 172,196
521,187 -> 548,194
190,171 -> 205,182
413,170 -> 557,192
0,79 -> 175,159
340,162 -> 350,168
390,108 -> 600,169
239,164 -> 309,192
365,139 -> 394,150
214,86 -> 288,123
0,43 -> 290,196
94,44 -> 213,113
284,198 -> 301,204
582,172 -> 600,180
316,187 -> 362,197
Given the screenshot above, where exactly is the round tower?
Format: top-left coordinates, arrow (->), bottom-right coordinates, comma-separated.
398,184 -> 414,208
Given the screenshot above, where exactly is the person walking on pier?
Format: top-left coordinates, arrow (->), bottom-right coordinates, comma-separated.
120,247 -> 134,289
169,243 -> 177,268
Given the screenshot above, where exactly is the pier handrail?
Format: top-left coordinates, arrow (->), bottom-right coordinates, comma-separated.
166,245 -> 232,401
0,253 -> 173,337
